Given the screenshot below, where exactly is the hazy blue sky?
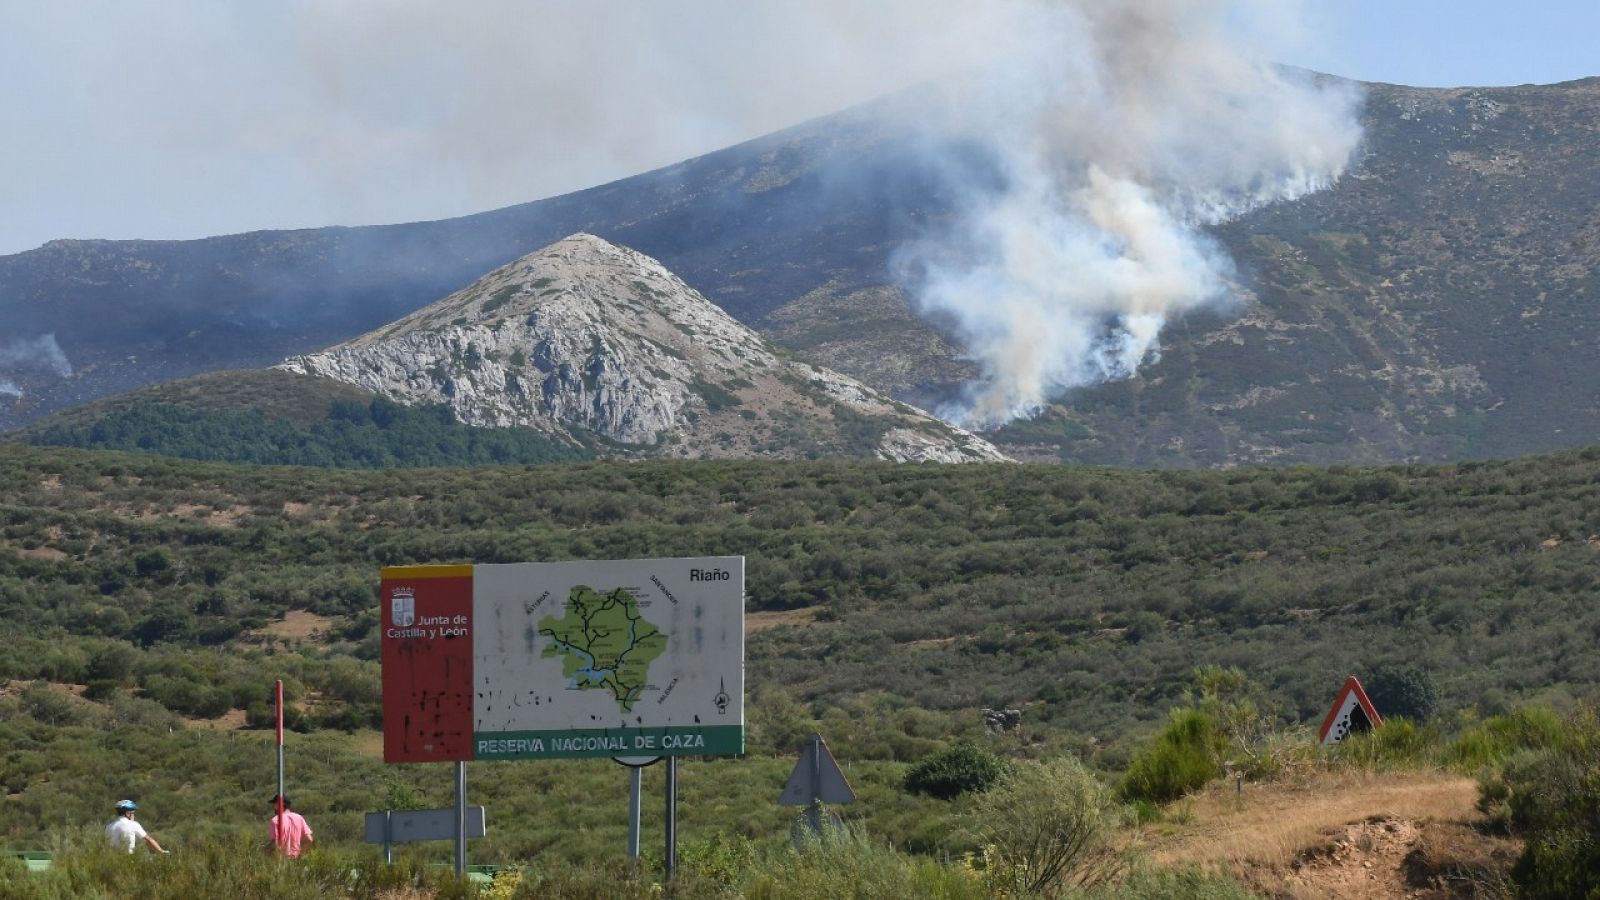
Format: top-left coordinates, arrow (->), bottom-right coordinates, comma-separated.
1,0 -> 1595,256
1301,1 -> 1599,87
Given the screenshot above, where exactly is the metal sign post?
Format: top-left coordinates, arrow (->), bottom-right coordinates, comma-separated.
275,679 -> 285,849
664,756 -> 678,880
454,762 -> 467,877
628,766 -> 642,860
614,755 -> 659,862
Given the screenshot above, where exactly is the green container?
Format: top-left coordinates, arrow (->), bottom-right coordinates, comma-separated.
9,851 -> 52,873
426,862 -> 500,884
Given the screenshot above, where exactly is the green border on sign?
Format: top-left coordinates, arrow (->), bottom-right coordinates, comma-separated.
474,725 -> 744,760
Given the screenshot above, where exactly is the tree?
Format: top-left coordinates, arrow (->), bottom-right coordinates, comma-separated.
1365,664 -> 1439,723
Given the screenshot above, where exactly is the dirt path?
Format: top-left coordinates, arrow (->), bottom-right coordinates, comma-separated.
1143,771 -> 1518,898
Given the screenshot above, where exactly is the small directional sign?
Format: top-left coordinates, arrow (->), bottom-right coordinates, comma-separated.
363,807 -> 487,845
1318,675 -> 1384,746
780,733 -> 856,806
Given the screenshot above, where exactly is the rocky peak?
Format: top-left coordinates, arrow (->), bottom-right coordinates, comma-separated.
279,234 -> 1005,462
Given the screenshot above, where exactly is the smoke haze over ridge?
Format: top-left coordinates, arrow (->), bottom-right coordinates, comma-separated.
2,1 -> 1361,428
0,0 -> 1003,255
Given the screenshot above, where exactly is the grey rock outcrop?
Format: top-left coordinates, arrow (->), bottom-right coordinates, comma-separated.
279,234 -> 1005,462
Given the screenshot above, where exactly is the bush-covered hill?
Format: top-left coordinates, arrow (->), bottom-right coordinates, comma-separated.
4,443 -> 1600,749
14,370 -> 592,468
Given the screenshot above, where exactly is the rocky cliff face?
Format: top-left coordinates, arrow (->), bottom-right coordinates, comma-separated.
278,234 -> 1004,462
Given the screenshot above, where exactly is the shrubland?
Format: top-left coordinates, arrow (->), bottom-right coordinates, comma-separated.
5,442 -> 1600,892
23,397 -> 592,468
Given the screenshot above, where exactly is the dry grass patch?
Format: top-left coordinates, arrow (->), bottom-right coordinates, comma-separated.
2,679 -> 88,699
253,610 -> 336,642
745,607 -> 819,634
1145,770 -> 1477,872
1142,770 -> 1511,898
186,708 -> 249,730
349,729 -> 385,759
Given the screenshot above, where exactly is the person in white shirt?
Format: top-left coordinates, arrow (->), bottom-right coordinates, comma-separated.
105,800 -> 167,854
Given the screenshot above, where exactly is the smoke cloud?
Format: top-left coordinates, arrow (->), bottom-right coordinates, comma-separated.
0,334 -> 75,388
893,1 -> 1363,428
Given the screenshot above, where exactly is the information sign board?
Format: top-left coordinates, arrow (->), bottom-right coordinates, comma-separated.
382,557 -> 744,762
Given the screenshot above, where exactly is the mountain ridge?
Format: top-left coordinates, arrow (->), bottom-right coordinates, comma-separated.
4,76 -> 1598,467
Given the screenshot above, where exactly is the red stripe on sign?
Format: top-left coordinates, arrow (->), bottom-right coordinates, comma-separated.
381,572 -> 474,762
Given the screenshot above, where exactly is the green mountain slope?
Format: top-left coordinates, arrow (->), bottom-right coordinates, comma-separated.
13,369 -> 592,467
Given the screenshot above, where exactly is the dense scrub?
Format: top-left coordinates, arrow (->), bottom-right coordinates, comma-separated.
6,443 -> 1600,748
24,397 -> 592,468
6,443 -> 1600,891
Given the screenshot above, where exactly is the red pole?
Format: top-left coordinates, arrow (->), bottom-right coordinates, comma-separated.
275,680 -> 285,852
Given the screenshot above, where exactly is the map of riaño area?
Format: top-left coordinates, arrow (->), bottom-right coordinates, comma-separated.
537,585 -> 667,713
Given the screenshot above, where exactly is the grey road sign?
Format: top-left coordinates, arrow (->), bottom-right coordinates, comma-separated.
363,807 -> 486,845
779,734 -> 856,806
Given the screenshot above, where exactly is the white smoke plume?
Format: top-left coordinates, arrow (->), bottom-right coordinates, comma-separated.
0,334 -> 75,379
0,379 -> 20,399
893,0 -> 1363,428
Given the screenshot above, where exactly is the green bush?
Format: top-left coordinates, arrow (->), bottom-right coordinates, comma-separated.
1088,865 -> 1259,899
739,831 -> 986,900
1448,705 -> 1564,772
1120,709 -> 1226,804
1364,665 -> 1440,723
1331,718 -> 1437,769
8,834 -> 474,900
903,741 -> 1009,800
965,756 -> 1130,896
1486,711 -> 1600,898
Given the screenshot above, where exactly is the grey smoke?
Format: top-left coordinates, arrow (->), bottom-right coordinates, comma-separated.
0,334 -> 75,378
0,379 -> 20,399
892,1 -> 1363,428
0,0 -> 999,253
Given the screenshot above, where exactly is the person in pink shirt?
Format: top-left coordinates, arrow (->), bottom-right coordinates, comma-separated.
268,795 -> 314,858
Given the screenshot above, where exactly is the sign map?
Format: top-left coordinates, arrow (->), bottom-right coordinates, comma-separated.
538,585 -> 668,713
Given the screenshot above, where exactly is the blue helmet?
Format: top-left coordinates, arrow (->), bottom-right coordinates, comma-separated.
115,800 -> 137,812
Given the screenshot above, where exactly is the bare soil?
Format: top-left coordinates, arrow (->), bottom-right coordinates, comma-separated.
249,610 -> 336,642
1145,771 -> 1518,898
745,607 -> 819,634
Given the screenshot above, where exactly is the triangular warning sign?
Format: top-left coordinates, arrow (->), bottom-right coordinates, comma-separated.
779,734 -> 857,805
1319,675 -> 1383,746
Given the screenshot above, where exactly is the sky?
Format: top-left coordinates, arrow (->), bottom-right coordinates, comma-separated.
1,0 -> 1596,256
